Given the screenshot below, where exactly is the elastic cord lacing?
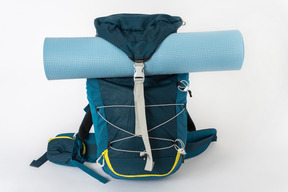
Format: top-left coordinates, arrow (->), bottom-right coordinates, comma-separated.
174,139 -> 187,155
96,104 -> 187,164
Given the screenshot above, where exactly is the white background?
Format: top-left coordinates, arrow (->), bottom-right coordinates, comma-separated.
1,0 -> 288,191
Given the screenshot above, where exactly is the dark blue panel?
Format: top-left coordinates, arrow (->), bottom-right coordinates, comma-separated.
95,14 -> 182,60
97,75 -> 179,160
185,129 -> 217,159
109,156 -> 177,175
47,138 -> 74,165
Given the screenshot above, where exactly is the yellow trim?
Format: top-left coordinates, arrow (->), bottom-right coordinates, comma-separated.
48,136 -> 74,142
102,149 -> 181,177
48,136 -> 86,155
82,142 -> 86,155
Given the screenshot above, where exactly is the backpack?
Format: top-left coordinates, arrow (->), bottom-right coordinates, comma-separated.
30,14 -> 218,184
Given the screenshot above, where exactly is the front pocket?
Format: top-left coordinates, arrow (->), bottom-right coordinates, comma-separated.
101,149 -> 182,178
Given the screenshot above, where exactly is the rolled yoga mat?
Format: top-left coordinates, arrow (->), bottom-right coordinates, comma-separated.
44,30 -> 244,80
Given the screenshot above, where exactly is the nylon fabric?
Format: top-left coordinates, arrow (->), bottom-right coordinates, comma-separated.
95,75 -> 179,160
35,13 -> 223,183
47,136 -> 75,165
86,79 -> 109,157
88,74 -> 185,177
94,14 -> 182,60
185,129 -> 217,159
176,74 -> 189,146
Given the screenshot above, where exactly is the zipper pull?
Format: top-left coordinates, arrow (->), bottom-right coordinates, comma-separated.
182,155 -> 185,163
188,90 -> 192,97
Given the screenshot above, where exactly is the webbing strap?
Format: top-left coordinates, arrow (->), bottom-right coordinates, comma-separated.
70,159 -> 108,184
133,62 -> 154,171
78,108 -> 93,141
71,135 -> 108,183
30,152 -> 48,168
187,112 -> 196,132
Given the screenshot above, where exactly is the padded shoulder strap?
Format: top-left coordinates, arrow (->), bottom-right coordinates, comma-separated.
187,112 -> 196,132
78,107 -> 93,141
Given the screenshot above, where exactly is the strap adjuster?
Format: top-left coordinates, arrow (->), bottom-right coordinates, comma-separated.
134,62 -> 145,82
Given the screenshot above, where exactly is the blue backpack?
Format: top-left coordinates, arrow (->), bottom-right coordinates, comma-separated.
31,14 -> 217,184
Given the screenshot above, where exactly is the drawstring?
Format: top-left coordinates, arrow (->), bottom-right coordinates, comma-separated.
174,139 -> 186,163
174,139 -> 187,155
177,80 -> 189,92
178,80 -> 192,97
108,138 -> 186,157
140,151 -> 148,159
96,104 -> 187,167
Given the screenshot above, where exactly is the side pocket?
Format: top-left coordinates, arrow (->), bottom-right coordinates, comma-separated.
47,135 -> 75,166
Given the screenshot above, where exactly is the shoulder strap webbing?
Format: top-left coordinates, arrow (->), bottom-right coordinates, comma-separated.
71,135 -> 108,184
70,159 -> 108,183
30,152 -> 48,167
187,112 -> 196,132
78,108 -> 93,141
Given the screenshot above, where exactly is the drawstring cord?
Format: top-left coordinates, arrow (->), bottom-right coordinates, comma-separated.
96,104 -> 187,165
178,80 -> 192,97
174,139 -> 186,155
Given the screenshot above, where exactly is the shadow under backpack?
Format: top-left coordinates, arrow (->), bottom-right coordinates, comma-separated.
31,14 -> 217,184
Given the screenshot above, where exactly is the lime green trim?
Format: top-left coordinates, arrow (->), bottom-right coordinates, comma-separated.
48,136 -> 86,155
48,136 -> 74,142
102,149 -> 181,177
82,142 -> 86,155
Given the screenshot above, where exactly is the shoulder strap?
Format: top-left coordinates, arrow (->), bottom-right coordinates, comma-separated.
187,112 -> 196,132
78,107 -> 93,141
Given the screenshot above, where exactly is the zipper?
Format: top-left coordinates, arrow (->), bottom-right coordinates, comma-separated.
100,149 -> 181,178
48,136 -> 74,142
48,136 -> 86,155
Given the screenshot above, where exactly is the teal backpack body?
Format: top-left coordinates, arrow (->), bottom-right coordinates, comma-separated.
88,74 -> 189,180
31,14 -> 217,184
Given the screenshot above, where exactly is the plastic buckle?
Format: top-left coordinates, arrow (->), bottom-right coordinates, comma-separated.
134,62 -> 145,82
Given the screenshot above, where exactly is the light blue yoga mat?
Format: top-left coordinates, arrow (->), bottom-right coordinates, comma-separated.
43,30 -> 244,80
